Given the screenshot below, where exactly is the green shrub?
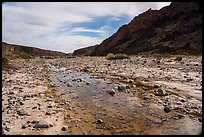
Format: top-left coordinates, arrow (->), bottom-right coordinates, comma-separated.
106,53 -> 130,60
175,56 -> 182,61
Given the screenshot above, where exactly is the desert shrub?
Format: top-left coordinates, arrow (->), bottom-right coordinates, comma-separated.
2,57 -> 9,66
106,53 -> 130,60
65,56 -> 76,59
175,56 -> 182,61
16,52 -> 34,59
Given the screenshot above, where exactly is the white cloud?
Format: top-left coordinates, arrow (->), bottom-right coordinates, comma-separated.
70,27 -> 104,33
2,2 -> 171,53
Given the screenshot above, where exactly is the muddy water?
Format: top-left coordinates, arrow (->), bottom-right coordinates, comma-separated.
48,64 -> 202,135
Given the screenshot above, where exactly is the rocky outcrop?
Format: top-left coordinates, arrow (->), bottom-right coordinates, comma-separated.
73,45 -> 98,56
87,2 -> 202,56
2,42 -> 67,57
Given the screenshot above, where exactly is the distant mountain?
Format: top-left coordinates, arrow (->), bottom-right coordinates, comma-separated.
74,2 -> 202,56
2,42 -> 67,57
73,45 -> 98,56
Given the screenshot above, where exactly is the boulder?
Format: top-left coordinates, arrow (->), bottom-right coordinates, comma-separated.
33,120 -> 53,128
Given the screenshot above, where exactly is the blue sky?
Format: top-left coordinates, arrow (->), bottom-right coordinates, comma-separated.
2,2 -> 171,53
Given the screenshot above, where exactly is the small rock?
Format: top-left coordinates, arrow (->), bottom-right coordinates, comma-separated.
22,123 -> 29,129
108,89 -> 115,96
186,78 -> 193,82
26,112 -> 31,116
46,99 -> 52,102
61,126 -> 67,131
45,111 -> 52,115
155,88 -> 166,96
78,85 -> 82,87
177,114 -> 185,119
153,85 -> 159,88
198,118 -> 202,123
118,115 -> 125,120
17,110 -> 27,116
67,83 -> 72,87
47,105 -> 53,108
144,96 -> 150,100
31,120 -> 39,124
164,106 -> 171,113
32,106 -> 37,109
86,82 -> 91,85
118,85 -> 125,90
39,93 -> 45,97
96,119 -> 103,124
19,102 -> 24,105
9,91 -> 15,95
153,119 -> 162,124
180,99 -> 186,102
126,86 -> 130,89
176,102 -> 182,105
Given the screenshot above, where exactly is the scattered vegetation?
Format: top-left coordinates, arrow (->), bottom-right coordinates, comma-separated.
106,53 -> 130,60
45,85 -> 57,98
175,56 -> 182,61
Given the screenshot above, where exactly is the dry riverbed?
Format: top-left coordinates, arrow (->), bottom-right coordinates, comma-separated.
2,55 -> 202,135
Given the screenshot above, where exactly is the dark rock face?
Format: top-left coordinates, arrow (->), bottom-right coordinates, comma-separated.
2,42 -> 67,57
87,2 -> 202,56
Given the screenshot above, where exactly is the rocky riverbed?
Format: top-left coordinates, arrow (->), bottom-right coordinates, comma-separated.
2,55 -> 202,135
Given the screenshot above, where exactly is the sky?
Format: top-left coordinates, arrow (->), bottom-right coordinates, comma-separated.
2,2 -> 171,53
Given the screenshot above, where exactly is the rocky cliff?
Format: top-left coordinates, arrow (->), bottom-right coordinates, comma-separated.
79,2 -> 202,56
2,42 -> 67,57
